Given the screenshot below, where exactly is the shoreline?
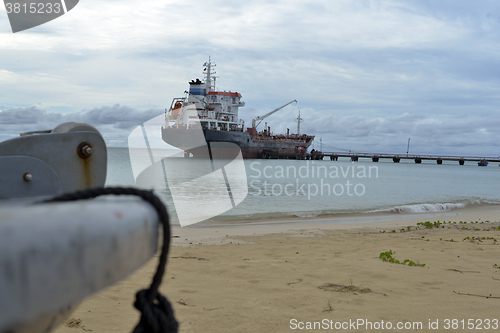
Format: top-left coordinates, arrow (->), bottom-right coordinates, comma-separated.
171,205 -> 500,246
177,203 -> 500,227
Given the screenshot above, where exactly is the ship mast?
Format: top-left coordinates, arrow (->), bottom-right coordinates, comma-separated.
204,57 -> 217,92
296,110 -> 303,135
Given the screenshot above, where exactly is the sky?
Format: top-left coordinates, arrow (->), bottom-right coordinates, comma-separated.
1,0 -> 500,156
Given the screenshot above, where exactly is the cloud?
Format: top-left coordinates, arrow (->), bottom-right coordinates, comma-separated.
1,102 -> 499,156
2,0 -> 500,155
296,111 -> 500,156
0,105 -> 164,145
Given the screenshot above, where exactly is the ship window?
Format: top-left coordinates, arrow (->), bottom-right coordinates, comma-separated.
247,139 -> 249,143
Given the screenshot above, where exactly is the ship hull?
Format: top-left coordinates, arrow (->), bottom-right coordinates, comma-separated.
162,127 -> 314,159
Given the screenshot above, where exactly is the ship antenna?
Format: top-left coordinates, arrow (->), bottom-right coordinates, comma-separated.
296,110 -> 303,135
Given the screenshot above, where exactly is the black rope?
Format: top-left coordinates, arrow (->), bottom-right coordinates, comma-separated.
41,187 -> 179,333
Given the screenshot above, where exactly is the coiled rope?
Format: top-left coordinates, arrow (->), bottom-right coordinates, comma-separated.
42,187 -> 179,333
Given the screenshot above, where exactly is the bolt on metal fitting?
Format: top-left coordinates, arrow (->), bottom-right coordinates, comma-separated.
23,173 -> 33,182
81,145 -> 93,156
77,142 -> 93,158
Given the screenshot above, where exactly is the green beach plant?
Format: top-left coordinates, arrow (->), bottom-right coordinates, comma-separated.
463,236 -> 498,244
416,221 -> 443,229
378,220 -> 500,236
379,250 -> 425,267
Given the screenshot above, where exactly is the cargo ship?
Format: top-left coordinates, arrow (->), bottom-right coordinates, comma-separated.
161,58 -> 314,159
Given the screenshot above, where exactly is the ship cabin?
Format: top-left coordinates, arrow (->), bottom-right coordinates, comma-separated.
166,77 -> 246,132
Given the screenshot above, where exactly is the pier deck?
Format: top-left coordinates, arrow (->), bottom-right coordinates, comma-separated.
259,150 -> 499,165
323,152 -> 500,165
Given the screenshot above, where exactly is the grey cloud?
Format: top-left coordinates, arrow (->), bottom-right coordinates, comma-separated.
0,106 -> 42,125
78,105 -> 163,129
0,104 -> 162,129
0,105 -> 164,146
3,0 -> 500,154
297,111 -> 500,155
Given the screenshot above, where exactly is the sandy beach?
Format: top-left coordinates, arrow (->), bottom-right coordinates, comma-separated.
53,208 -> 500,332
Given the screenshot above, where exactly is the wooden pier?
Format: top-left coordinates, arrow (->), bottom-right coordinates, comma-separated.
260,150 -> 324,160
324,152 -> 500,166
260,150 -> 500,166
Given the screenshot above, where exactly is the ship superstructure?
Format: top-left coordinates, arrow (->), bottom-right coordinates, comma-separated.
162,58 -> 314,158
166,59 -> 245,132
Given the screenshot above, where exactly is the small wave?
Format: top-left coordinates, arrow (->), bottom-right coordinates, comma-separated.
390,203 -> 466,214
482,199 -> 500,205
294,212 -> 321,218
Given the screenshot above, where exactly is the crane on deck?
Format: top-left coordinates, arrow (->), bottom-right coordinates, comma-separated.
251,100 -> 297,129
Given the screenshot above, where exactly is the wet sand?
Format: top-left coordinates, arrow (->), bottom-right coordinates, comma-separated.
54,208 -> 500,332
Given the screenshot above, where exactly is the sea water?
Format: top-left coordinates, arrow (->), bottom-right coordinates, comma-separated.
106,148 -> 500,226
